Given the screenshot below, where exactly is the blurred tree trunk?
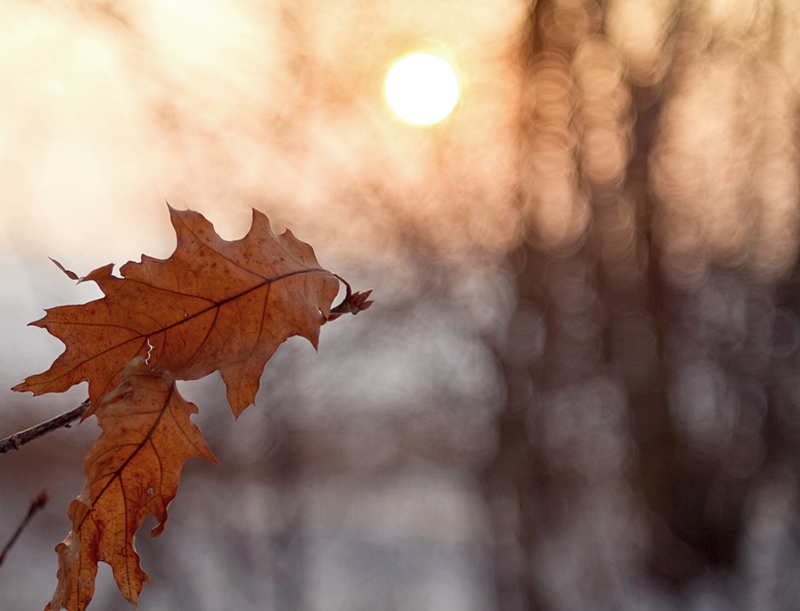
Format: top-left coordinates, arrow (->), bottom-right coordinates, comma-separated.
482,1 -> 752,608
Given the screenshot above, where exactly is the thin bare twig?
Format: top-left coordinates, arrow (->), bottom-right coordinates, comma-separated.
0,489 -> 49,567
0,400 -> 90,455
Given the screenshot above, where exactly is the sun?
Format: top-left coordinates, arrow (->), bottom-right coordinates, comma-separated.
384,53 -> 460,126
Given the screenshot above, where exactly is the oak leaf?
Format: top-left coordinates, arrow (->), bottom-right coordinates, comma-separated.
14,206 -> 341,417
44,359 -> 216,611
14,206 -> 372,610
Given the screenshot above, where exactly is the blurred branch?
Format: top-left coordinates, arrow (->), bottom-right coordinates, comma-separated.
0,400 -> 90,455
0,489 -> 49,567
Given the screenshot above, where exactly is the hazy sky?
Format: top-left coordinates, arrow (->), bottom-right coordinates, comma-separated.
3,0 -> 800,385
0,0 -> 526,268
0,0 -> 532,427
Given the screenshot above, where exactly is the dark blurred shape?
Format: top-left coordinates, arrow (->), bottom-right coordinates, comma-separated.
486,0 -> 800,610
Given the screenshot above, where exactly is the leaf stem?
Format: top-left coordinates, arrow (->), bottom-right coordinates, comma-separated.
0,400 -> 90,455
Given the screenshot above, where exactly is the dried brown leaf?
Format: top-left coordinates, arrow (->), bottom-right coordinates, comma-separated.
45,359 -> 216,611
15,206 -> 341,417
15,206 -> 371,610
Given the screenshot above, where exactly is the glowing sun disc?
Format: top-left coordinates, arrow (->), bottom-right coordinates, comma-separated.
385,53 -> 459,125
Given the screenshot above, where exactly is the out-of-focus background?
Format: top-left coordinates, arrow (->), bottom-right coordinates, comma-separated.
2,0 -> 800,609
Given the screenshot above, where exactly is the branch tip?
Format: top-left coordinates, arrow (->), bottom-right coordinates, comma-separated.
0,488 -> 50,567
328,275 -> 373,321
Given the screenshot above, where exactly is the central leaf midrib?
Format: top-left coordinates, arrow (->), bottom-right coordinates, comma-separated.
59,267 -> 329,379
76,382 -> 175,536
